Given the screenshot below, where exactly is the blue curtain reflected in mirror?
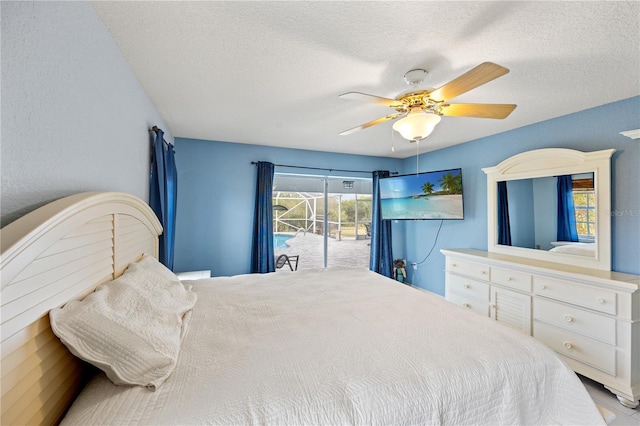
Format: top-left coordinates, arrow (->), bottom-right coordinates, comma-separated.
557,175 -> 579,242
497,181 -> 512,246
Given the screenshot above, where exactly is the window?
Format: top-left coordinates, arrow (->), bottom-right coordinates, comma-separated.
272,174 -> 372,270
572,175 -> 596,241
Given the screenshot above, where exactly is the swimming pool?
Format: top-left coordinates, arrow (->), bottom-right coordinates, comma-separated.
274,233 -> 294,249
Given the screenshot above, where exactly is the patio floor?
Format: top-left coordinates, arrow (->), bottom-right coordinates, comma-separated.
274,232 -> 370,272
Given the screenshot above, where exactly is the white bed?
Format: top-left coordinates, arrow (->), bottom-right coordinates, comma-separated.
550,242 -> 596,257
0,192 -> 606,425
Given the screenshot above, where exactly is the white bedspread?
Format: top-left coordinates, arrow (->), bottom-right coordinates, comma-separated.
62,267 -> 605,425
550,242 -> 596,257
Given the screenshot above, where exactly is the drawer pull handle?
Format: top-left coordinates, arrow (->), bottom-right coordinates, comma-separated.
597,297 -> 605,304
481,270 -> 487,275
464,284 -> 470,289
541,285 -> 547,290
507,277 -> 513,281
564,315 -> 574,323
462,303 -> 470,308
452,263 -> 457,267
563,342 -> 573,350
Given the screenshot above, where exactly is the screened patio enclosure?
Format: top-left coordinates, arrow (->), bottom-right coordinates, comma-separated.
273,192 -> 371,241
272,174 -> 372,270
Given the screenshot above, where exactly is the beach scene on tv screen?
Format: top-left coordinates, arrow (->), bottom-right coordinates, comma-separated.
380,169 -> 464,219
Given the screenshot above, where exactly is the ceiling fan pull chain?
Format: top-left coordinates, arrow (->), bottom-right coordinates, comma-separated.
391,126 -> 395,153
416,140 -> 419,175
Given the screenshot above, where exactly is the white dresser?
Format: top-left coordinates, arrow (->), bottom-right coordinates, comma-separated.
441,248 -> 640,408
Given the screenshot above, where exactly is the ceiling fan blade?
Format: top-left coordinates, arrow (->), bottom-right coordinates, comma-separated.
429,62 -> 510,102
439,103 -> 516,119
339,92 -> 405,109
339,112 -> 405,135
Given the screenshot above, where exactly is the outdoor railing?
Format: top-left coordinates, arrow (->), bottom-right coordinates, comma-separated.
274,218 -> 370,240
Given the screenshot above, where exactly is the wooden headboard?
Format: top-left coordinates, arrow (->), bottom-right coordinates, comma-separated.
1,192 -> 162,425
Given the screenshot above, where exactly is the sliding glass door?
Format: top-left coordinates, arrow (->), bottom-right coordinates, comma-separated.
272,174 -> 371,270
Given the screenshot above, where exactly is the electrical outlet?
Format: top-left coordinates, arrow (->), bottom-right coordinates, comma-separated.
412,262 -> 417,270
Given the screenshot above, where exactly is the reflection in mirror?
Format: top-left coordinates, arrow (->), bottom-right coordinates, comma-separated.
499,173 -> 596,257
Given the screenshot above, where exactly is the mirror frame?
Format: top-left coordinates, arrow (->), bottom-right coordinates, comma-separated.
482,148 -> 615,271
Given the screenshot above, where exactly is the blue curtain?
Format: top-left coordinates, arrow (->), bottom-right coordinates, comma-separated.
150,127 -> 178,270
557,175 -> 579,242
251,162 -> 275,273
497,181 -> 512,246
369,170 -> 393,278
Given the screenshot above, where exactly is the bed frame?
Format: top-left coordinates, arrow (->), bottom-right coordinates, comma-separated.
1,192 -> 162,425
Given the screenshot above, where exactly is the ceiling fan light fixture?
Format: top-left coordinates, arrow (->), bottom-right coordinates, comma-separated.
392,108 -> 441,142
338,63 -> 513,138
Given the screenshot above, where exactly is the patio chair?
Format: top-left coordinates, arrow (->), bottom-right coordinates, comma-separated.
276,254 -> 299,271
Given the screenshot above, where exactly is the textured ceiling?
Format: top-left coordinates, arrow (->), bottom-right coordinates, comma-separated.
93,1 -> 640,159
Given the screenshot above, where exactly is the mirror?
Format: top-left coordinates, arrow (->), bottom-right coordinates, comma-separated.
504,173 -> 595,255
483,148 -> 614,271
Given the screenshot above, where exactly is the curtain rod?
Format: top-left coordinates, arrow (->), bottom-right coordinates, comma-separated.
250,161 -> 396,175
151,126 -> 170,147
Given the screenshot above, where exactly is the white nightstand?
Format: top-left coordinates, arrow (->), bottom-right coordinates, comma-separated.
175,270 -> 211,280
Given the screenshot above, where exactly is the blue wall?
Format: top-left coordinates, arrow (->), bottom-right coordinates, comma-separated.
172,140 -> 401,276
532,177 -> 557,250
506,179 -> 535,249
173,96 -> 638,291
401,96 -> 640,295
1,2 -> 171,226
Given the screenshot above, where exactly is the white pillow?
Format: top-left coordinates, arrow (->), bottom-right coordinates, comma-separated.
50,254 -> 197,390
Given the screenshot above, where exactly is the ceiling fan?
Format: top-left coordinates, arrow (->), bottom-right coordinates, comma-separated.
338,62 -> 516,142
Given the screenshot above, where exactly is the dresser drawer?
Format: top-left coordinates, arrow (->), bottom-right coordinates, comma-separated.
446,292 -> 489,316
446,257 -> 490,282
491,267 -> 532,292
534,276 -> 616,314
534,297 -> 616,345
534,322 -> 616,376
446,273 -> 490,302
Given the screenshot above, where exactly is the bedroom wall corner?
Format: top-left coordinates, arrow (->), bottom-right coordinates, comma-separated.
172,139 -> 403,277
1,2 -> 171,227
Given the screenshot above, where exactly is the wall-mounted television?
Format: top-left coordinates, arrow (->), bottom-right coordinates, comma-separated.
379,168 -> 464,220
